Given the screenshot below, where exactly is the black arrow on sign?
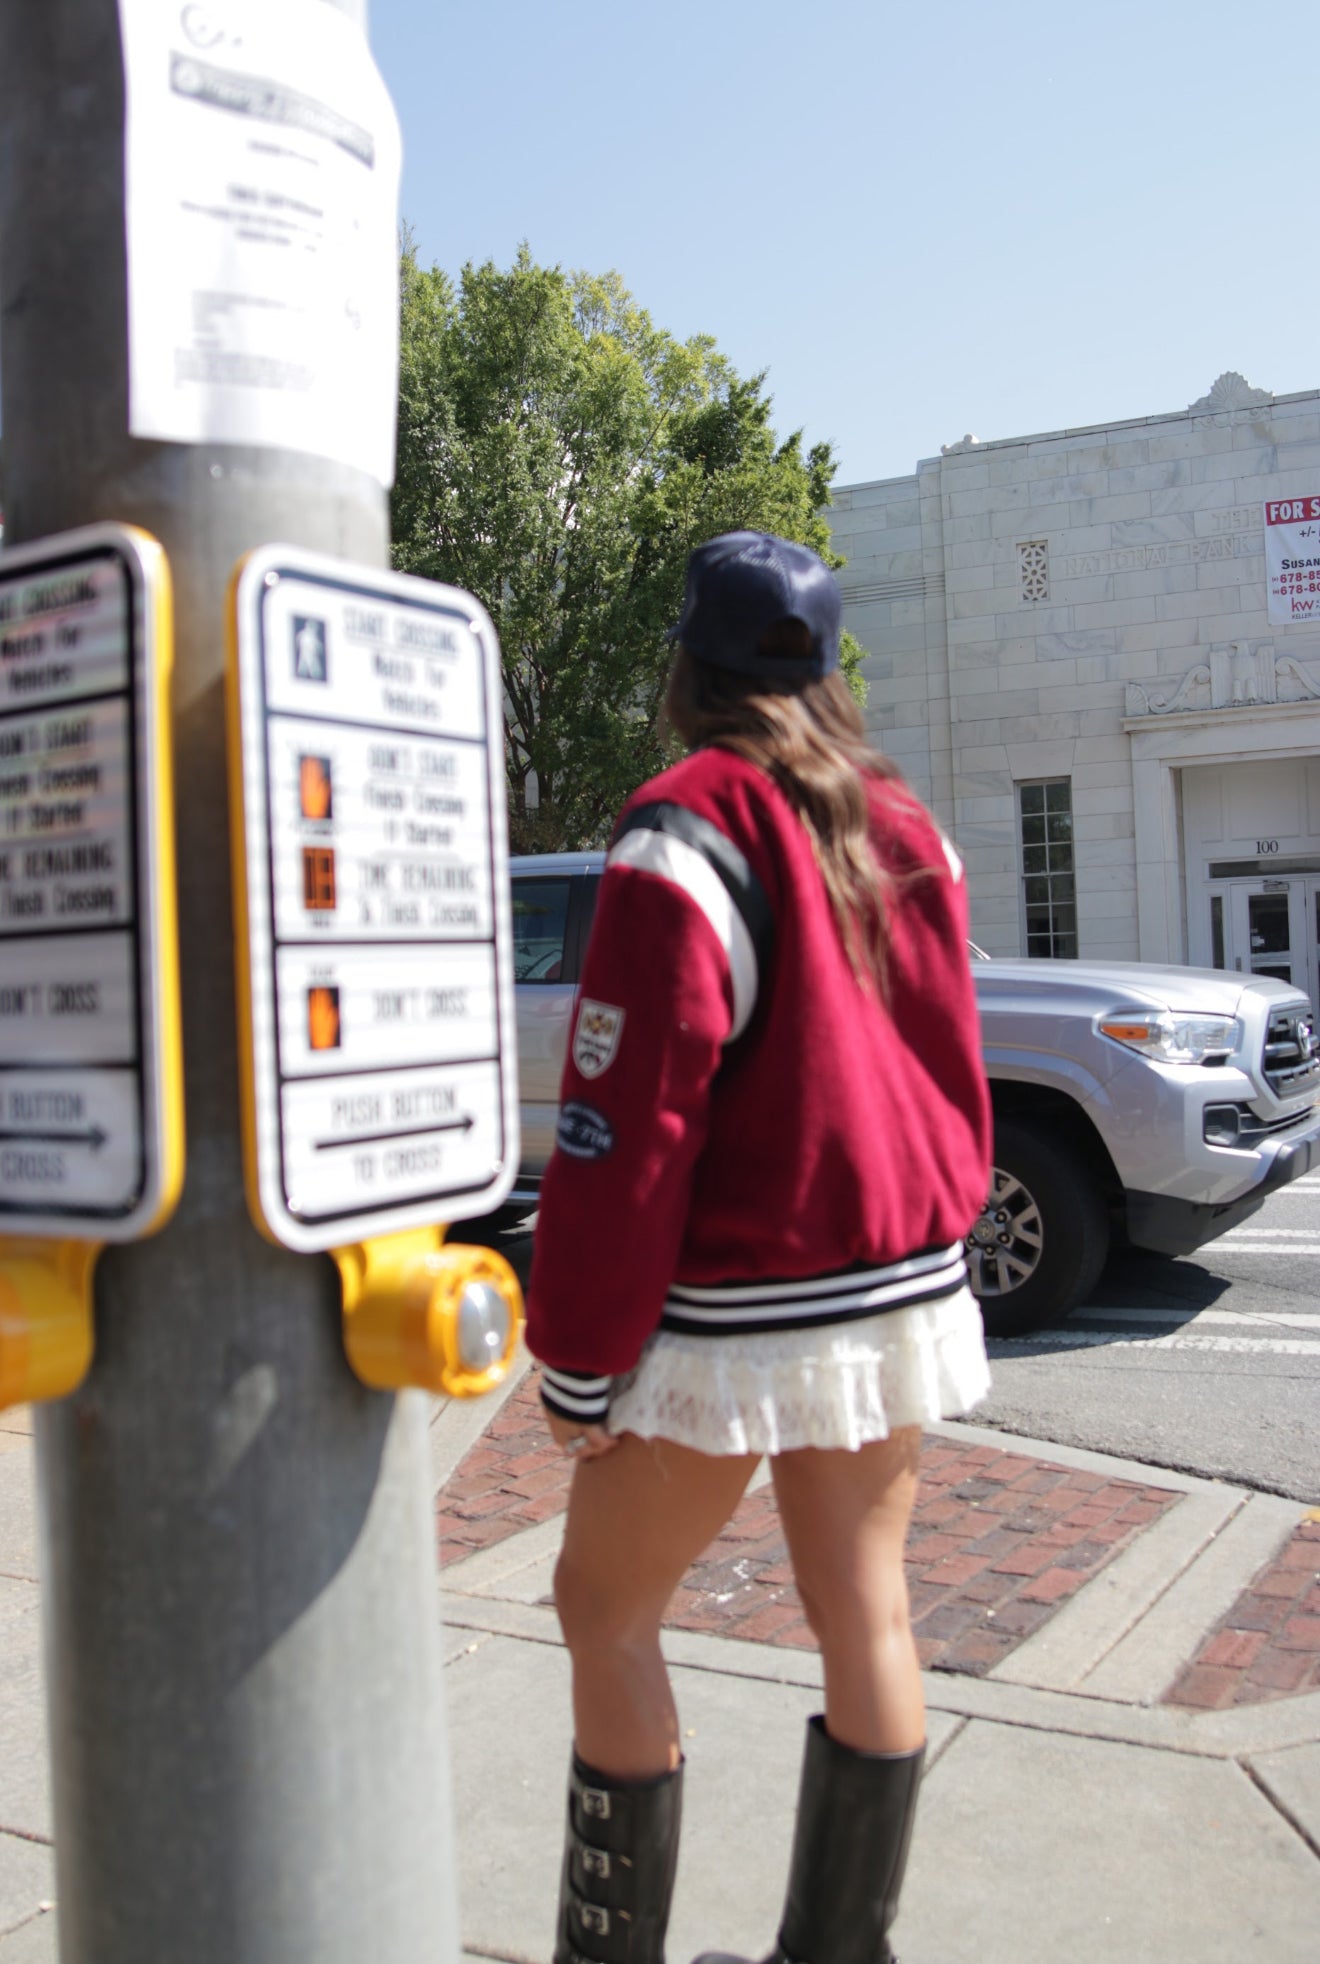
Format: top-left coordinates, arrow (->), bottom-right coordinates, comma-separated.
0,1125 -> 107,1151
313,1116 -> 476,1153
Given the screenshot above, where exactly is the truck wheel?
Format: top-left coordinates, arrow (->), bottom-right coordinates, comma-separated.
967,1120 -> 1110,1337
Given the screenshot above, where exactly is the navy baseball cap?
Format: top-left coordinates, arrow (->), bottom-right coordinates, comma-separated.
669,531 -> 842,681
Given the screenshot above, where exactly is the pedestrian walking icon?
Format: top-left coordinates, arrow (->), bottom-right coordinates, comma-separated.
292,616 -> 328,682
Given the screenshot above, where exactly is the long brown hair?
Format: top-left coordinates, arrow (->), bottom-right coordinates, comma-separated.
663,631 -> 911,993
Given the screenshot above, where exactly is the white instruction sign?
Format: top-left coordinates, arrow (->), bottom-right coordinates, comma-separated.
119,0 -> 402,485
0,527 -> 181,1236
229,547 -> 518,1252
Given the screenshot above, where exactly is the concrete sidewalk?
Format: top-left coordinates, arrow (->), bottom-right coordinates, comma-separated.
2,1366 -> 1318,1962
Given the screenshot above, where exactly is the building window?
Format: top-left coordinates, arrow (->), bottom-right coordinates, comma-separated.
1017,539 -> 1049,603
1018,780 -> 1077,958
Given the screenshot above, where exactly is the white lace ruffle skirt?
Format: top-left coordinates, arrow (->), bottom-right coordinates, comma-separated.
606,1285 -> 991,1456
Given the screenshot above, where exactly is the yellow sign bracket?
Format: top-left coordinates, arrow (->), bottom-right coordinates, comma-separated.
333,1226 -> 523,1398
0,1238 -> 98,1411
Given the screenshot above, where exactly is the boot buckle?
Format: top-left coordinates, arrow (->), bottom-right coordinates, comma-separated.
582,1849 -> 612,1880
581,1786 -> 612,1820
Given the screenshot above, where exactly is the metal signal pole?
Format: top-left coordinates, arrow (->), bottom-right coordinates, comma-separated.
0,4 -> 463,1959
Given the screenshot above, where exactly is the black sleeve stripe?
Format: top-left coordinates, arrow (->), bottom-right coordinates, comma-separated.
615,801 -> 774,984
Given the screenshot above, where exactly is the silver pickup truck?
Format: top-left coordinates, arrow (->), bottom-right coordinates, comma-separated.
508,854 -> 1320,1334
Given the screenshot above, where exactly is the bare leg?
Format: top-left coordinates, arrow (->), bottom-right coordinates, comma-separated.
554,1434 -> 760,1778
771,1427 -> 925,1754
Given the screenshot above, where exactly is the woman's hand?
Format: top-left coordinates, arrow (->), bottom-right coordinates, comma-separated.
545,1410 -> 620,1461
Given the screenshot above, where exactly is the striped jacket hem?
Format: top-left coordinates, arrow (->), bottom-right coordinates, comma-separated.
538,1244 -> 971,1422
659,1243 -> 969,1338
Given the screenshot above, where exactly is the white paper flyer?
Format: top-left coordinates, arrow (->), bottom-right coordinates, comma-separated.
118,0 -> 402,485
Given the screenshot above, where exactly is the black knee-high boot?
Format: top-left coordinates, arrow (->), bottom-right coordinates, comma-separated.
555,1751 -> 684,1964
696,1716 -> 924,1964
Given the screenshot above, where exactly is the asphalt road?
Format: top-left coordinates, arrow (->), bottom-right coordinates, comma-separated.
978,1175 -> 1320,1504
477,1179 -> 1319,1506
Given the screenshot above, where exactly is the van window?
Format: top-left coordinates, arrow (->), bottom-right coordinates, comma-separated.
511,877 -> 572,983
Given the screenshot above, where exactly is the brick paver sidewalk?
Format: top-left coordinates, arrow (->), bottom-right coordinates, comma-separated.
1164,1513 -> 1320,1709
437,1377 -> 1187,1679
667,1439 -> 1179,1678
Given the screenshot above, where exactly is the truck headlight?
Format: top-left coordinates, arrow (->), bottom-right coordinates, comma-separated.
1097,1012 -> 1240,1064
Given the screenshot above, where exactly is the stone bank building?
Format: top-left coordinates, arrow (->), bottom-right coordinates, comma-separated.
830,373 -> 1320,1009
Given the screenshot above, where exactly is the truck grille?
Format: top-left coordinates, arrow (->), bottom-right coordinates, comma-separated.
1263,1005 -> 1320,1099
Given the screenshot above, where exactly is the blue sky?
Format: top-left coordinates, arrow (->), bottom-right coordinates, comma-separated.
372,0 -> 1315,489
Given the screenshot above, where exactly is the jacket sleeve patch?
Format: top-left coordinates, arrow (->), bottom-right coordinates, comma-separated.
556,1101 -> 615,1160
573,998 -> 625,1078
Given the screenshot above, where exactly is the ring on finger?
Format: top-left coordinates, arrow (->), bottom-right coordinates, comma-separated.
564,1435 -> 588,1456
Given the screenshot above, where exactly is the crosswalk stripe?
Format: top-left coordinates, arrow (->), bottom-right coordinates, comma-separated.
1209,1241 -> 1320,1255
991,1329 -> 1320,1355
1218,1227 -> 1320,1239
1076,1306 -> 1320,1330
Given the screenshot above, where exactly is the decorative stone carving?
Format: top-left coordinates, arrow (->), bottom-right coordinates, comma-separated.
940,434 -> 980,455
1188,371 -> 1272,412
1017,540 -> 1049,603
1125,665 -> 1211,717
1211,642 -> 1276,705
1125,641 -> 1320,715
1275,656 -> 1320,702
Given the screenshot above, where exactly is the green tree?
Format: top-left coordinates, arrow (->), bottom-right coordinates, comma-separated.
391,245 -> 864,852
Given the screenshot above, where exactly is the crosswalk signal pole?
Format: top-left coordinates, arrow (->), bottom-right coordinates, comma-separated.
0,4 -> 465,1959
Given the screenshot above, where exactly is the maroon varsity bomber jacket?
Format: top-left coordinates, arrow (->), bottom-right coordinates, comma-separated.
525,746 -> 992,1425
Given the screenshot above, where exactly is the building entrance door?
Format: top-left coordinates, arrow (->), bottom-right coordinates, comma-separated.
1204,878 -> 1319,1007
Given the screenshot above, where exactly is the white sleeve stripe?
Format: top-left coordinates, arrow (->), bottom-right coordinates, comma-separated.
941,834 -> 964,883
541,1384 -> 611,1418
606,828 -> 758,1040
541,1368 -> 611,1394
